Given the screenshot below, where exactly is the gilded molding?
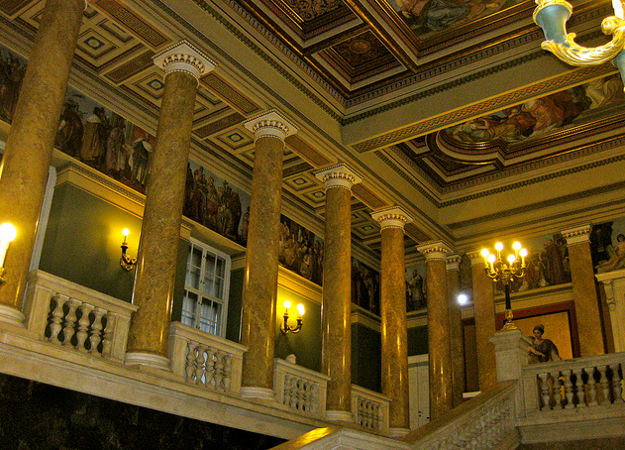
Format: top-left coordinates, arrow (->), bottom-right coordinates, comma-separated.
561,224 -> 591,245
417,241 -> 453,260
243,110 -> 297,142
153,40 -> 215,83
314,163 -> 362,190
370,205 -> 413,230
446,254 -> 461,271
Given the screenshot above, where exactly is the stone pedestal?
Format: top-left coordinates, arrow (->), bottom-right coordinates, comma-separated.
0,0 -> 84,324
446,255 -> 465,407
126,42 -> 214,370
595,268 -> 625,353
371,206 -> 413,434
417,241 -> 453,420
561,225 -> 604,356
240,111 -> 297,400
315,163 -> 361,421
469,251 -> 498,391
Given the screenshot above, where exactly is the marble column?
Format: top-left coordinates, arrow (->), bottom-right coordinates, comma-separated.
446,255 -> 465,407
417,241 -> 453,419
126,42 -> 215,369
315,163 -> 361,421
371,206 -> 413,436
561,225 -> 605,356
0,0 -> 85,325
240,111 -> 297,400
468,251 -> 498,391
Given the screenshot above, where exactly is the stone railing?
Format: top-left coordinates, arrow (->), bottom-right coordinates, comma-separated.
351,384 -> 390,433
273,358 -> 329,419
169,322 -> 246,395
522,352 -> 625,414
22,270 -> 137,362
403,381 -> 519,449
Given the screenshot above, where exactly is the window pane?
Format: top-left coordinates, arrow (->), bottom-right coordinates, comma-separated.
216,257 -> 226,278
191,247 -> 202,268
185,264 -> 201,289
205,253 -> 216,276
199,299 -> 221,335
181,291 -> 198,327
214,277 -> 224,300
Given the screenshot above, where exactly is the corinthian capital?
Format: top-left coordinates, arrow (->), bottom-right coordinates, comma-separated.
370,206 -> 413,231
153,40 -> 215,83
244,110 -> 297,142
314,163 -> 362,190
417,241 -> 453,261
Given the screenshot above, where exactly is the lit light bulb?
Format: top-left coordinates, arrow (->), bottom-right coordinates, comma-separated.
296,304 -> 305,316
495,242 -> 504,252
487,254 -> 496,264
122,228 -> 130,237
283,300 -> 291,311
480,248 -> 490,258
507,254 -> 516,264
519,248 -> 528,258
512,242 -> 521,251
0,223 -> 17,243
457,293 -> 469,305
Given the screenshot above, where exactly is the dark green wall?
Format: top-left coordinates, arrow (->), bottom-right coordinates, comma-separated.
170,239 -> 191,322
351,323 -> 381,392
274,286 -> 321,372
226,268 -> 244,342
408,325 -> 428,355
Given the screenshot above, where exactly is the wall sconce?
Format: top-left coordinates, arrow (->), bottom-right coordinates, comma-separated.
280,300 -> 304,334
0,222 -> 17,285
120,228 -> 137,271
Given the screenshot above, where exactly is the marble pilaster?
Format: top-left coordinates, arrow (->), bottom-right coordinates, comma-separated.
371,206 -> 413,435
315,163 -> 361,421
240,111 -> 297,400
417,241 -> 453,419
0,0 -> 84,325
561,225 -> 605,356
446,255 -> 465,407
126,42 -> 214,369
468,251 -> 498,391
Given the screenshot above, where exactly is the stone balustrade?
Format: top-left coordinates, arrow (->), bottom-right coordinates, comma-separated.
404,381 -> 519,449
522,352 -> 625,414
273,358 -> 330,418
22,270 -> 137,362
169,321 -> 246,394
351,384 -> 390,433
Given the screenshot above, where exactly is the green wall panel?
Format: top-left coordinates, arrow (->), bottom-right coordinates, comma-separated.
351,323 -> 381,392
226,268 -> 244,342
408,325 -> 428,355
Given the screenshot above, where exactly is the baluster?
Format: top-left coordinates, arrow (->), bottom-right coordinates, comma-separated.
587,368 -> 599,406
538,372 -> 550,410
555,371 -> 565,409
88,307 -> 105,355
598,365 -> 610,405
195,345 -> 206,386
100,312 -> 116,358
75,303 -> 94,352
222,356 -> 232,392
185,342 -> 196,382
48,294 -> 67,343
614,364 -> 625,403
214,351 -> 224,391
62,298 -> 81,346
571,368 -> 585,408
563,369 -> 575,409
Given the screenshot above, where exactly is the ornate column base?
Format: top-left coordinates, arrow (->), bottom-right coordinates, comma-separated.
325,410 -> 353,422
125,351 -> 170,370
389,427 -> 410,437
0,304 -> 25,327
240,386 -> 275,401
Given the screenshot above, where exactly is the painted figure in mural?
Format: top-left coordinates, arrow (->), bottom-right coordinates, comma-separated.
191,167 -> 208,224
239,206 -> 250,245
541,239 -> 568,285
184,163 -> 195,218
104,114 -> 127,178
56,99 -> 84,157
80,107 -> 109,164
528,324 -> 561,363
596,233 -> 625,273
590,222 -> 614,267
0,52 -> 25,121
406,269 -> 426,311
131,138 -> 152,186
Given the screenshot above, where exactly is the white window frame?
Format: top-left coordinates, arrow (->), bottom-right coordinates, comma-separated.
182,238 -> 231,338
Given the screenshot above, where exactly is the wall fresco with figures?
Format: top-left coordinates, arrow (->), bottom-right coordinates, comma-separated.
352,257 -> 380,315
279,215 -> 324,285
405,262 -> 427,312
591,217 -> 625,273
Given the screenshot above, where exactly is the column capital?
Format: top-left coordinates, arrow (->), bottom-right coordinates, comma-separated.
467,250 -> 487,266
370,205 -> 413,230
314,163 -> 362,190
244,110 -> 297,142
417,241 -> 453,261
153,40 -> 215,83
446,254 -> 461,271
561,224 -> 591,245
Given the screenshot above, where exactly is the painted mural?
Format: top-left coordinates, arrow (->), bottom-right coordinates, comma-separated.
591,217 -> 625,273
444,75 -> 624,146
0,45 -> 156,194
279,215 -> 324,285
388,0 -> 521,38
352,257 -> 381,315
405,262 -> 427,312
183,160 -> 251,246
495,234 -> 571,294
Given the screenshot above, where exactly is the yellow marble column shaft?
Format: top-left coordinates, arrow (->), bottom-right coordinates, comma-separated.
446,257 -> 465,407
240,135 -> 284,390
380,226 -> 409,430
424,251 -> 453,419
0,0 -> 84,309
322,185 -> 352,414
470,256 -> 498,390
565,233 -> 604,356
127,71 -> 197,357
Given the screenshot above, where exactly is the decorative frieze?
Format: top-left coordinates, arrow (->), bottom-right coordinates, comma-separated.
314,163 -> 362,190
561,224 -> 591,245
153,40 -> 215,82
244,110 -> 297,142
446,254 -> 461,271
370,205 -> 413,230
417,241 -> 453,261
